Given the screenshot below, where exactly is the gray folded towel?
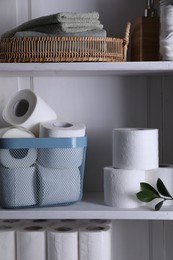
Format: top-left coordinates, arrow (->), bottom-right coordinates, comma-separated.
1,12 -> 100,38
58,22 -> 103,33
57,11 -> 99,21
14,29 -> 107,37
16,23 -> 104,34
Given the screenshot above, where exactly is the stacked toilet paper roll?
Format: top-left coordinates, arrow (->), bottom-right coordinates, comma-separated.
39,120 -> 86,138
1,166 -> 36,208
3,89 -> 57,136
37,119 -> 86,206
112,128 -> 158,170
38,120 -> 85,168
16,225 -> 46,260
104,128 -> 159,208
104,167 -> 146,208
0,126 -> 37,168
0,126 -> 37,208
79,225 -> 111,260
47,226 -> 78,260
37,164 -> 81,206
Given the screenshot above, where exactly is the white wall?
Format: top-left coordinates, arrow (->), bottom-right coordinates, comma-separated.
1,1 -> 173,260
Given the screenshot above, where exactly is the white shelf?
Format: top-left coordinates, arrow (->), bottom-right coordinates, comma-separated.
1,61 -> 173,77
0,193 -> 173,220
1,61 -> 173,221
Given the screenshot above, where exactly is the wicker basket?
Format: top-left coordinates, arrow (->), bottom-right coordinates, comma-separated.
0,23 -> 131,63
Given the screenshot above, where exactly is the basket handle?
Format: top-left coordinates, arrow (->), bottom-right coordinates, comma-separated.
123,22 -> 131,61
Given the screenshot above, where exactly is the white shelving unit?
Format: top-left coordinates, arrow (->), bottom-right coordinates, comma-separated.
0,192 -> 173,220
0,61 -> 173,221
1,61 -> 173,77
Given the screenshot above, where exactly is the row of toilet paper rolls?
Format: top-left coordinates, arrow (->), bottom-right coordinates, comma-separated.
0,89 -> 86,208
103,128 -> 172,208
0,219 -> 111,260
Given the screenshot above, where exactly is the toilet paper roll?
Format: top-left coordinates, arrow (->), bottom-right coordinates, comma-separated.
104,166 -> 145,208
47,226 -> 78,260
79,225 -> 111,260
0,226 -> 15,260
0,127 -> 37,168
38,120 -> 85,168
113,128 -> 159,170
16,226 -> 46,260
3,89 -> 57,136
39,120 -> 86,137
1,166 -> 36,208
37,164 -> 81,206
38,146 -> 84,169
146,164 -> 173,206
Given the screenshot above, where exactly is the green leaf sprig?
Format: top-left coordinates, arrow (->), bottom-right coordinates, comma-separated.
136,178 -> 173,211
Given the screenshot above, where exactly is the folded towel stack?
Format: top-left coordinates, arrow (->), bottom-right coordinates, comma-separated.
1,12 -> 107,38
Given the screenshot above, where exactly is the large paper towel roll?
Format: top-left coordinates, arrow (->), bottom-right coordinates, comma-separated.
37,164 -> 81,206
79,225 -> 111,260
39,120 -> 86,137
16,225 -> 46,260
146,164 -> 173,206
0,226 -> 15,260
3,89 -> 57,136
0,127 -> 37,168
104,166 -> 145,208
113,128 -> 159,170
47,226 -> 78,260
1,166 -> 36,208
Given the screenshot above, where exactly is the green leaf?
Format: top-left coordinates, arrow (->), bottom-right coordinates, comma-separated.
156,178 -> 172,198
136,190 -> 159,202
140,182 -> 160,197
155,200 -> 164,211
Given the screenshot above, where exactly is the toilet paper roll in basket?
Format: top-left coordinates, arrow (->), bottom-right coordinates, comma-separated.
39,120 -> 86,137
0,127 -> 37,168
104,166 -> 145,208
79,225 -> 111,260
16,225 -> 46,260
47,226 -> 78,260
38,120 -> 86,168
146,164 -> 173,206
0,166 -> 37,208
37,163 -> 81,206
3,89 -> 57,136
113,128 -> 159,170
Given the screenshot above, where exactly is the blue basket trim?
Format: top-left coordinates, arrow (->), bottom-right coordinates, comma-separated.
0,136 -> 87,149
